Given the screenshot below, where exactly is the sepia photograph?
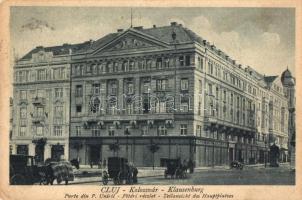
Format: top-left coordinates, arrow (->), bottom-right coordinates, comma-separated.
0,1 -> 301,200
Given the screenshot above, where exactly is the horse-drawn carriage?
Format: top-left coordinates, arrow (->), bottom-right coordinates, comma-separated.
164,158 -> 188,179
102,157 -> 138,185
10,154 -> 74,185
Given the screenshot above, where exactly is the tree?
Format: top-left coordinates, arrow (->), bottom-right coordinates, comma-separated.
109,142 -> 120,157
72,141 -> 83,159
148,142 -> 160,170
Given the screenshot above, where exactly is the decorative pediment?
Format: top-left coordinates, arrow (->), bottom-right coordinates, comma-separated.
109,36 -> 153,51
91,29 -> 170,56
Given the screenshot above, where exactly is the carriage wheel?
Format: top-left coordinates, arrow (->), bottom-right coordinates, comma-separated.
11,174 -> 26,185
174,169 -> 180,179
102,176 -> 108,185
113,177 -> 118,185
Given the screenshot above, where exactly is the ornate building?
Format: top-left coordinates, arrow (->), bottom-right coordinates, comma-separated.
11,22 -> 293,167
281,69 -> 296,169
10,42 -> 89,162
68,22 -> 290,167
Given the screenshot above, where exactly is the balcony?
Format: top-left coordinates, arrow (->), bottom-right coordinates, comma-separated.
32,114 -> 45,123
32,97 -> 46,106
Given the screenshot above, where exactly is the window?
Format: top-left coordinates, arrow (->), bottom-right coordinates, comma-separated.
107,62 -> 113,73
196,125 -> 201,137
110,83 -> 117,95
143,82 -> 150,93
109,126 -> 115,136
158,125 -> 167,136
208,83 -> 213,95
92,126 -> 100,136
53,68 -> 65,79
127,83 -> 134,94
126,103 -> 134,115
180,79 -> 189,91
90,97 -> 100,113
129,61 -> 135,71
37,107 -> 44,117
20,90 -> 27,100
185,55 -> 190,66
198,102 -> 201,115
54,106 -> 63,118
86,65 -> 92,73
20,107 -> 27,118
76,105 -> 82,113
180,124 -> 188,135
92,64 -> 98,74
114,62 -> 119,72
55,88 -> 63,98
146,59 -> 152,69
37,69 -> 46,81
92,84 -> 100,95
155,102 -> 166,113
36,126 -> 44,136
198,56 -> 203,70
20,127 -> 26,136
216,87 -> 219,99
123,61 -> 129,72
75,85 -> 83,97
180,102 -> 189,112
156,58 -> 162,69
37,89 -> 44,98
164,58 -> 170,68
76,126 -> 81,136
199,80 -> 202,94
156,79 -> 167,91
141,126 -> 148,135
54,126 -> 63,136
179,56 -> 184,66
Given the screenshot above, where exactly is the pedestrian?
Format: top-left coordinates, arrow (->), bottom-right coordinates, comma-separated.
103,159 -> 106,169
98,160 -> 102,169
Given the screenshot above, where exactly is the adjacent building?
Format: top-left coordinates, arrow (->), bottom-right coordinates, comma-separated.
11,22 -> 293,167
10,42 -> 89,162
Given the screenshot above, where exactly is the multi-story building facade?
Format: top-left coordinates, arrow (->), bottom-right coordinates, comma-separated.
281,69 -> 295,169
10,42 -> 89,163
11,22 -> 293,167
68,22 -> 290,167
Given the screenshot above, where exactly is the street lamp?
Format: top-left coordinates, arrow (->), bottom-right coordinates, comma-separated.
124,128 -> 130,160
148,140 -> 160,170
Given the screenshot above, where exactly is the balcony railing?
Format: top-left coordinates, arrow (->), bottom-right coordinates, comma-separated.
32,115 -> 45,123
32,97 -> 46,106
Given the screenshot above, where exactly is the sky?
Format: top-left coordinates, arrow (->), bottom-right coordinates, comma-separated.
10,7 -> 295,76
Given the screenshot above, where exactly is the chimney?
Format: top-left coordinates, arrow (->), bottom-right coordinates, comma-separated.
117,29 -> 124,32
171,22 -> 177,26
133,26 -> 143,30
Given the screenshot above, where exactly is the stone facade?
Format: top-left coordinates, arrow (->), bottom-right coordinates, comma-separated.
11,22 -> 292,167
68,22 -> 290,167
10,43 -> 90,163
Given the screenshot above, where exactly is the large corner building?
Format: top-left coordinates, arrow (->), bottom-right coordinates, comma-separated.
11,22 -> 295,167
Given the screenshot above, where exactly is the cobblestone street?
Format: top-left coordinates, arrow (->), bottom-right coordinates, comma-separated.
68,163 -> 294,185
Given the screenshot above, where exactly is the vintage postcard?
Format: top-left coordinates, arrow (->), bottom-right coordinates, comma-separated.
0,0 -> 301,200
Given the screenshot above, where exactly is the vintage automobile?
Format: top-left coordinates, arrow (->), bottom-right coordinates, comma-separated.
102,157 -> 137,185
10,154 -> 40,185
164,158 -> 188,179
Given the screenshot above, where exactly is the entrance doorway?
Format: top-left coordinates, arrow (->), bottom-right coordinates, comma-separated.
35,144 -> 44,163
17,145 -> 28,155
229,148 -> 234,162
51,145 -> 64,161
90,145 -> 101,165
